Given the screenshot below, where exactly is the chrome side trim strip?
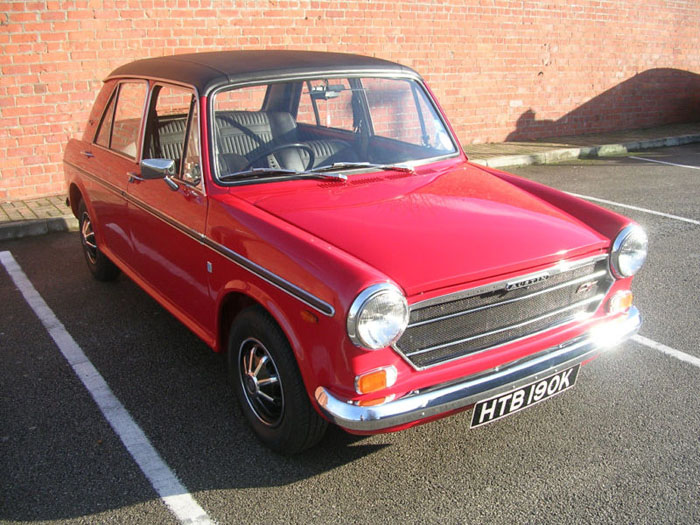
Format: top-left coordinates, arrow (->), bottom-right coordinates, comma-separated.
64,160 -> 335,317
315,307 -> 641,432
409,254 -> 607,311
200,238 -> 335,317
407,269 -> 608,329
404,294 -> 604,357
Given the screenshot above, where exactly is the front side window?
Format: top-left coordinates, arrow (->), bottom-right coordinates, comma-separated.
143,84 -> 201,186
212,76 -> 458,181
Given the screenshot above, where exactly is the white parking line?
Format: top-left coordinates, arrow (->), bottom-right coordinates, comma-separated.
629,156 -> 700,170
0,251 -> 214,525
633,335 -> 700,369
566,192 -> 700,226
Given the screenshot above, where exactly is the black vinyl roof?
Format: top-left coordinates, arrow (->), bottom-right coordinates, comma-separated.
106,50 -> 418,95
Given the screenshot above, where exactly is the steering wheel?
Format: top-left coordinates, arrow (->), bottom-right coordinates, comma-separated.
243,143 -> 316,171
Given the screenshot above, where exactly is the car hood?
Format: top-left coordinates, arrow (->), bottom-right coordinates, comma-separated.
236,163 -> 608,297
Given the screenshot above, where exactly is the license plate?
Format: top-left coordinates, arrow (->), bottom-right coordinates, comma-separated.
470,364 -> 580,428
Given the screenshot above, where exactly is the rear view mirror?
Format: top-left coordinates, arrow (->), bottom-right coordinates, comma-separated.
310,84 -> 344,100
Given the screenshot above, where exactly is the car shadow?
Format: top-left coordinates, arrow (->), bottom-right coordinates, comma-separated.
0,232 -> 394,522
505,68 -> 700,142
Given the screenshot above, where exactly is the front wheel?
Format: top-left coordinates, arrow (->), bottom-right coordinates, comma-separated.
228,306 -> 327,454
78,200 -> 120,282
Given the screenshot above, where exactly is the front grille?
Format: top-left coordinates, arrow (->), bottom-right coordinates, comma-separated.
395,255 -> 612,369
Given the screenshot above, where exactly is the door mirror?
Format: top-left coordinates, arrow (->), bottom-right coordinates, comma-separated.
140,158 -> 176,179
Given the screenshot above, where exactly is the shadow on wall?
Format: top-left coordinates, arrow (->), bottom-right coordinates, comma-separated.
506,68 -> 700,141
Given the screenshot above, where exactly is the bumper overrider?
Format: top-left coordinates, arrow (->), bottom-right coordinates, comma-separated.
315,307 -> 641,432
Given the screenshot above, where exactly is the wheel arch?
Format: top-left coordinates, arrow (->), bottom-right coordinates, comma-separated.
68,182 -> 83,218
215,285 -> 303,362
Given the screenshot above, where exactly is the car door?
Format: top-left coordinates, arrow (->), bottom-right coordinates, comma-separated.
83,80 -> 148,266
126,82 -> 213,343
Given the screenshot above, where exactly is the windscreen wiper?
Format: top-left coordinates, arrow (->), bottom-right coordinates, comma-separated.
219,167 -> 299,181
308,162 -> 415,174
219,167 -> 347,182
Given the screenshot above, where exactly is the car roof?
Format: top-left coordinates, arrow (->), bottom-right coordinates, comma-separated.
105,50 -> 419,95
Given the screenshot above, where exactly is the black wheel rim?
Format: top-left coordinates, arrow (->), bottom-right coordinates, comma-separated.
238,337 -> 284,426
81,212 -> 97,264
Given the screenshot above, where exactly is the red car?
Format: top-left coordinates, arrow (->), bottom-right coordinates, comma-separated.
63,51 -> 646,453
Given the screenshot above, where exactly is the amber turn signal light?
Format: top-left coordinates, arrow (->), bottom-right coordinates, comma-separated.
355,366 -> 398,395
609,290 -> 633,314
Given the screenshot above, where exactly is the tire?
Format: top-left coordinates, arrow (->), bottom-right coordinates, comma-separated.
228,306 -> 327,454
78,200 -> 120,282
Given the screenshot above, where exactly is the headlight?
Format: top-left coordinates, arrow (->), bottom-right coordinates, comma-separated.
347,283 -> 409,350
610,225 -> 648,278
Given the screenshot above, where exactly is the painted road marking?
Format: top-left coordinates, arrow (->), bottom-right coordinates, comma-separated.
633,335 -> 700,370
629,156 -> 700,171
567,192 -> 700,226
0,251 -> 214,525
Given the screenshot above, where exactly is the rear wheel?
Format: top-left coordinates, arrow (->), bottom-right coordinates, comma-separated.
228,306 -> 327,454
78,200 -> 120,282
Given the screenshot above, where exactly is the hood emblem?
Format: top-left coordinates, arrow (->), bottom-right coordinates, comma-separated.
575,281 -> 597,295
505,272 -> 550,291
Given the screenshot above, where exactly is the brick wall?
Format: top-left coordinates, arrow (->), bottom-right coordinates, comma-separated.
2,0 -> 700,200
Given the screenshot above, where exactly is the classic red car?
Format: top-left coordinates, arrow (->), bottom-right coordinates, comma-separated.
64,51 -> 646,453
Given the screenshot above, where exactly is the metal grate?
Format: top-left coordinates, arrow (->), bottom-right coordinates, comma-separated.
395,256 -> 612,369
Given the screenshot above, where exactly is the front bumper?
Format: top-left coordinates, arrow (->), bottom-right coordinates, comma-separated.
315,307 -> 641,432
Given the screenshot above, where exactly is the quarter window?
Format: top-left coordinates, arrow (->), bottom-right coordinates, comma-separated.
95,89 -> 116,149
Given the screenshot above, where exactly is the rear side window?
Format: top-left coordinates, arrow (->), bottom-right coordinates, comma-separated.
94,81 -> 147,159
215,84 -> 267,112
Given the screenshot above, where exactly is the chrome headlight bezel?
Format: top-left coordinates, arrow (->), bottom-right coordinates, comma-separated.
347,283 -> 409,350
610,224 -> 648,278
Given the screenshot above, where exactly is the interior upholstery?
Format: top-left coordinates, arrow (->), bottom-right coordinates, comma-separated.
215,110 -> 357,174
299,139 -> 358,167
145,114 -> 188,172
146,110 -> 359,176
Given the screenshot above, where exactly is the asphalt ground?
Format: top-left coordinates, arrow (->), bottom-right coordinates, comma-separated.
1,144 -> 699,524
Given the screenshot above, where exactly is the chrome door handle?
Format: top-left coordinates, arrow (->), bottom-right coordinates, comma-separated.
80,150 -> 94,158
127,172 -> 144,183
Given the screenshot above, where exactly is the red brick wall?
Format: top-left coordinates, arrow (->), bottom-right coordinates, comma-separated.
2,0 -> 700,200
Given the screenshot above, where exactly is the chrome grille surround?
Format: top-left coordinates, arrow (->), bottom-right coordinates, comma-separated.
394,254 -> 613,370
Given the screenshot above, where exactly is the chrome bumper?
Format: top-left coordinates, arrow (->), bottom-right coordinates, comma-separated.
315,307 -> 641,432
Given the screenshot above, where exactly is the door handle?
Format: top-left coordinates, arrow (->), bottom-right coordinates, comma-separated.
80,150 -> 94,158
127,171 -> 144,183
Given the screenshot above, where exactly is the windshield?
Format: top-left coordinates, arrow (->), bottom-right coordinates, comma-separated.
211,76 -> 458,181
